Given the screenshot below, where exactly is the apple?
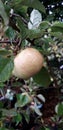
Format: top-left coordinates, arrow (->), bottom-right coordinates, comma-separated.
12,48 -> 44,79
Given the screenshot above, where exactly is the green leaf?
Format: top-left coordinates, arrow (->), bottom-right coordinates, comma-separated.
17,18 -> 28,40
17,19 -> 47,40
21,0 -> 46,13
2,109 -> 17,117
33,67 -> 51,87
23,111 -> 30,123
0,0 -> 9,26
57,103 -> 63,116
15,92 -> 31,108
27,21 -> 50,39
0,56 -> 14,82
45,128 -> 50,130
0,102 -> 3,108
0,82 -> 5,88
51,22 -> 63,33
0,49 -> 12,57
13,113 -> 22,124
13,0 -> 46,13
50,32 -> 63,40
5,27 -> 16,41
39,21 -> 50,30
0,127 -> 8,130
28,29 -> 44,39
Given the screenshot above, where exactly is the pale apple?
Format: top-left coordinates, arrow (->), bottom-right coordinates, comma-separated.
12,48 -> 44,79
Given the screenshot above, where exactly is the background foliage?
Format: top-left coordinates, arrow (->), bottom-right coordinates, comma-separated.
0,0 -> 63,130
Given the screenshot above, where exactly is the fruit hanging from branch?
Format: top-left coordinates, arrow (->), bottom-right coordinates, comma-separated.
12,48 -> 44,79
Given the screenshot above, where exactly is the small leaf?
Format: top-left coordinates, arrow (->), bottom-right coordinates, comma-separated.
0,102 -> 3,108
0,49 -> 12,57
5,27 -> 16,41
0,0 -> 9,26
15,92 -> 31,108
23,111 -> 30,123
28,28 -> 44,39
51,22 -> 63,33
39,21 -> 50,30
0,56 -> 14,82
0,82 -> 5,88
50,32 -> 63,40
58,103 -> 63,116
0,127 -> 8,130
33,67 -> 51,87
17,18 -> 28,39
34,102 -> 42,116
28,9 -> 42,29
14,113 -> 22,124
37,94 -> 45,103
2,109 -> 17,117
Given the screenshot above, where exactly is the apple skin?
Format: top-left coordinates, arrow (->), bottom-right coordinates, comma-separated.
12,48 -> 44,79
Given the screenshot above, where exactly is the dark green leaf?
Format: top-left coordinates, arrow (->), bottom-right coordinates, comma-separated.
0,102 -> 3,108
33,67 -> 51,87
0,49 -> 12,57
0,56 -> 14,82
50,32 -> 63,40
0,82 -> 5,88
17,18 -> 28,39
58,103 -> 63,116
0,127 -> 8,130
51,22 -> 63,33
39,21 -> 50,30
23,111 -> 30,123
21,0 -> 46,13
0,0 -> 9,26
16,92 -> 31,107
28,29 -> 44,39
13,0 -> 46,13
13,113 -> 22,124
5,27 -> 16,41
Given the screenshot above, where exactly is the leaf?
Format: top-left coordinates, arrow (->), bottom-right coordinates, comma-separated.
57,103 -> 63,116
37,94 -> 45,103
28,28 -> 44,39
0,127 -> 8,130
2,109 -> 17,117
33,102 -> 42,116
45,128 -> 50,130
21,0 -> 46,13
0,49 -> 12,57
13,113 -> 22,124
28,21 -> 50,39
51,22 -> 63,33
39,21 -> 50,30
0,102 -> 3,108
0,82 -> 5,88
5,27 -> 16,41
28,9 -> 42,29
50,32 -> 63,40
33,67 -> 51,87
0,0 -> 9,26
0,56 -> 14,82
15,92 -> 31,108
23,111 -> 30,123
17,18 -> 28,39
13,0 -> 46,13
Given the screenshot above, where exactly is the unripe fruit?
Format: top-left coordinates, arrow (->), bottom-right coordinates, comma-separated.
12,48 -> 44,79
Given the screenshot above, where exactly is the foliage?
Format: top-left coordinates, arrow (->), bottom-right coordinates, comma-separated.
0,0 -> 63,130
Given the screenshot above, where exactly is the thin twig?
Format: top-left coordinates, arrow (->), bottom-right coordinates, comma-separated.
0,40 -> 18,44
12,13 -> 28,25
